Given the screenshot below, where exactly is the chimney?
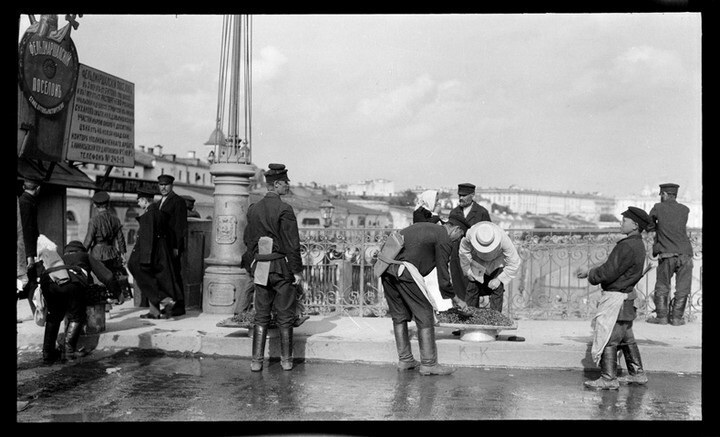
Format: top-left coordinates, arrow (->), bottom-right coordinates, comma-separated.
154,145 -> 163,156
147,147 -> 154,155
138,145 -> 145,152
187,151 -> 196,159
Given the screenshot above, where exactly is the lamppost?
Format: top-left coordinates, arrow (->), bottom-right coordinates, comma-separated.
320,199 -> 334,228
202,15 -> 255,314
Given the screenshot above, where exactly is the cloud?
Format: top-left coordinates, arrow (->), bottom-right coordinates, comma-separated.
253,46 -> 288,83
356,75 -> 437,125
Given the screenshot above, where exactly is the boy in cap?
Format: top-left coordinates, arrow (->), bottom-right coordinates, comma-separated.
447,183 -> 491,303
577,206 -> 651,389
646,183 -> 694,326
182,195 -> 201,218
458,221 -> 521,312
83,190 -> 129,303
244,163 -> 304,371
157,174 -> 187,317
127,188 -> 182,319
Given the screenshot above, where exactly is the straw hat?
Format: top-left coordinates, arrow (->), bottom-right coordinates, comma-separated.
466,221 -> 503,257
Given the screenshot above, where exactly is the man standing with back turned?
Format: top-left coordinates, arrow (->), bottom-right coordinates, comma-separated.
244,163 -> 304,372
645,183 -> 694,326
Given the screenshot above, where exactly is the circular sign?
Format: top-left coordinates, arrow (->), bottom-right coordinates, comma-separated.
18,30 -> 79,116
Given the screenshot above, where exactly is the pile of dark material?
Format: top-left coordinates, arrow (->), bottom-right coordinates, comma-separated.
218,309 -> 278,328
437,307 -> 515,327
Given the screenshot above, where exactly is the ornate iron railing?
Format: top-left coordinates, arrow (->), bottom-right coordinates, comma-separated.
298,227 -> 702,321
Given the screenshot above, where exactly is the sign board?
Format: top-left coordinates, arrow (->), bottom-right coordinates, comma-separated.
95,175 -> 158,195
64,64 -> 135,167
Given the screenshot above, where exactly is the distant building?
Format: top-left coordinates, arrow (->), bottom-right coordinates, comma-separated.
337,178 -> 395,197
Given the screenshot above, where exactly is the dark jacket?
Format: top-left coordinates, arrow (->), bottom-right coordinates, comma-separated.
131,204 -> 173,265
18,191 -> 39,258
244,191 -> 303,275
158,191 -> 188,254
391,222 -> 455,300
647,198 -> 693,256
588,233 -> 646,320
448,201 -> 490,227
83,210 -> 127,262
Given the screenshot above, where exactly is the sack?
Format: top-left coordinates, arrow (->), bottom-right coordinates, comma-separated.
373,231 -> 404,278
32,285 -> 47,327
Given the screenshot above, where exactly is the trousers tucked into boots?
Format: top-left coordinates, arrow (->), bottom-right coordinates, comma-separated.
647,294 -> 669,324
584,346 -> 620,390
251,325 -> 267,372
669,297 -> 688,326
393,322 -> 419,371
417,327 -> 455,376
42,319 -> 62,364
280,326 -> 294,371
617,343 -> 648,385
63,321 -> 85,360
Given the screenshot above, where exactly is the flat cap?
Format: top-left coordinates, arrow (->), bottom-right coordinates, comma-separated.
622,206 -> 651,232
181,195 -> 196,203
265,163 -> 290,183
137,188 -> 157,199
92,191 -> 110,204
64,240 -> 87,254
157,174 -> 175,184
458,183 -> 476,196
659,183 -> 679,195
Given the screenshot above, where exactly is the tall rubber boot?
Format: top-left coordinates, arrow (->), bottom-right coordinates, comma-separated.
584,346 -> 619,390
280,326 -> 294,371
669,296 -> 688,326
42,319 -> 62,364
393,322 -> 419,371
646,294 -> 669,324
250,325 -> 267,372
63,321 -> 85,361
417,327 -> 455,376
617,343 -> 648,385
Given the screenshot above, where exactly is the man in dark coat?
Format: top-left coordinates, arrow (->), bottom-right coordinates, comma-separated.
378,217 -> 470,375
447,183 -> 491,301
645,183 -> 694,326
577,206 -> 651,390
244,163 -> 304,372
157,174 -> 187,316
127,188 -> 182,319
18,177 -> 42,313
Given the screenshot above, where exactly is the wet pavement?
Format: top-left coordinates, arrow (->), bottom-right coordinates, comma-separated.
17,347 -> 702,422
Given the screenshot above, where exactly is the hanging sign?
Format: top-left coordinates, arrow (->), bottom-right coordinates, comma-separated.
17,15 -> 79,116
64,64 -> 135,167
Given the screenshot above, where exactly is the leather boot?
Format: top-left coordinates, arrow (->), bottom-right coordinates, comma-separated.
63,321 -> 85,360
584,346 -> 619,390
617,343 -> 648,385
42,319 -> 62,364
417,327 -> 455,376
280,326 -> 294,371
393,322 -> 419,371
647,294 -> 669,324
250,325 -> 267,372
669,296 -> 688,326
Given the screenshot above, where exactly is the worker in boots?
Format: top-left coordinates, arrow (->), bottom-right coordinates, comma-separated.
577,206 -> 651,389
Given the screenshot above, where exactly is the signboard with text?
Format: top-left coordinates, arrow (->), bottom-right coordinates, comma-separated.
95,175 -> 158,194
64,64 -> 135,167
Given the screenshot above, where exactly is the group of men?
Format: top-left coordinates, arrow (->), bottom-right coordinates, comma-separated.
18,165 -> 695,386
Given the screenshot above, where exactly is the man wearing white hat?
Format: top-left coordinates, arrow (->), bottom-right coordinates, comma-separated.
458,221 -> 521,313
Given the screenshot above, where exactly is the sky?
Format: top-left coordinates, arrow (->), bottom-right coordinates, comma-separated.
18,13 -> 703,200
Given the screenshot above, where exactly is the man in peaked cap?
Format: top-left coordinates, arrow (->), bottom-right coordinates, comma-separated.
156,174 -> 187,317
127,187 -> 181,320
83,190 -> 128,303
646,183 -> 694,326
458,221 -> 521,313
576,206 -> 651,389
244,163 -> 303,372
447,183 -> 491,303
